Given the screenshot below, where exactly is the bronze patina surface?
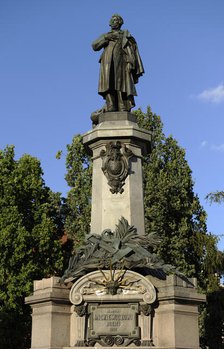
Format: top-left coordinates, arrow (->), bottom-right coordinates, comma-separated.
92,14 -> 144,114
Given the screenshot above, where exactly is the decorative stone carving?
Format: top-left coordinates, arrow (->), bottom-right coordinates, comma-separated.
61,217 -> 182,285
100,141 -> 134,194
70,270 -> 156,305
140,303 -> 152,316
80,270 -> 146,296
69,270 -> 156,347
74,304 -> 87,317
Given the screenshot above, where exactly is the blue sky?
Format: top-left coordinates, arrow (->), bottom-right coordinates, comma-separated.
1,0 -> 224,248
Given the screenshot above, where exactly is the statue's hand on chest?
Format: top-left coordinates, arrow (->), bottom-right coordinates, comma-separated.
105,32 -> 121,42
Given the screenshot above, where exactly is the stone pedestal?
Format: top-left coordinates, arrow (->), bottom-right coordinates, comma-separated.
25,277 -> 71,349
26,274 -> 205,349
149,275 -> 206,349
83,112 -> 152,235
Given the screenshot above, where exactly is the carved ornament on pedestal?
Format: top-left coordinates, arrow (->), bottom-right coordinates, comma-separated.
69,270 -> 156,347
100,141 -> 134,194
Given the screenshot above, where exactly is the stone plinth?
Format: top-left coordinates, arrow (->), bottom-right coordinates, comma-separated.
26,274 -> 205,349
25,277 -> 71,349
68,271 -> 205,349
83,112 -> 152,235
148,275 -> 206,349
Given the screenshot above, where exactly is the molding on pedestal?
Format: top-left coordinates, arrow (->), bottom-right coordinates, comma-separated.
83,112 -> 152,156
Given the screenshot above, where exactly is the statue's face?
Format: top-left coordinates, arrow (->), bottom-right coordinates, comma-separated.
110,16 -> 122,30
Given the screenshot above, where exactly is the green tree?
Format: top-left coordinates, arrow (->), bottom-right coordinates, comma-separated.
206,191 -> 224,204
0,146 -> 70,349
64,134 -> 92,248
203,190 -> 224,349
135,107 -> 220,289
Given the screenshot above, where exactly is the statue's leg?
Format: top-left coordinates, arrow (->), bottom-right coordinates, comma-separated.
117,91 -> 127,111
106,93 -> 116,112
119,92 -> 135,112
126,95 -> 135,111
117,91 -> 132,111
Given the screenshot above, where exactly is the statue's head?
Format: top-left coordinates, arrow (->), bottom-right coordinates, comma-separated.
109,14 -> 124,29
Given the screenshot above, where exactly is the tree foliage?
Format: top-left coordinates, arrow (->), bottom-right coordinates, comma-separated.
0,146 -> 70,349
64,134 -> 92,248
135,107 -> 221,290
206,191 -> 224,204
204,189 -> 224,349
203,287 -> 224,349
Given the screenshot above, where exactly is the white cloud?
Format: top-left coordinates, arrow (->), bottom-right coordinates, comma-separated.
200,140 -> 208,148
199,141 -> 224,153
211,144 -> 224,152
197,83 -> 224,103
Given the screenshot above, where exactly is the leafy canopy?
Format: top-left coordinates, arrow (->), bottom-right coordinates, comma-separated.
0,145 -> 70,349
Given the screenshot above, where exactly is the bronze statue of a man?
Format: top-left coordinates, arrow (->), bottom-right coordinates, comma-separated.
92,14 -> 144,113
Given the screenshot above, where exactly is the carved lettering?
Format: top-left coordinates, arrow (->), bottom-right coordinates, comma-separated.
89,304 -> 139,340
94,314 -> 133,321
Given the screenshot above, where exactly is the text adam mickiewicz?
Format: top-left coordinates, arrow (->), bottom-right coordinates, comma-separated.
94,314 -> 133,321
93,308 -> 135,334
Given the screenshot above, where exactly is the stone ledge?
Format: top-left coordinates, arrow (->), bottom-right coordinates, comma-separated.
25,291 -> 71,305
157,287 -> 206,304
63,347 -> 201,349
145,275 -> 206,305
98,111 -> 137,123
29,347 -> 63,349
84,123 -> 152,142
33,276 -> 65,291
146,274 -> 198,288
83,123 -> 152,156
25,276 -> 71,306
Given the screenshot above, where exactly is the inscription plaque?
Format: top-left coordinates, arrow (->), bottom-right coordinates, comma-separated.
69,270 -> 156,347
87,303 -> 140,346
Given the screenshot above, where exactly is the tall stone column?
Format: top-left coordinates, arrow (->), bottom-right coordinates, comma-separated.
83,112 -> 152,235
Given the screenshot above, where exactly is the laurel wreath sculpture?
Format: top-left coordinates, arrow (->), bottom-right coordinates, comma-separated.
61,217 -> 182,285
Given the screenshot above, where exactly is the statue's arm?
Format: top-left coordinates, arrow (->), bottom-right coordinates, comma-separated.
92,34 -> 109,51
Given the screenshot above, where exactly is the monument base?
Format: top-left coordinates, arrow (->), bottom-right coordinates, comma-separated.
26,273 -> 205,349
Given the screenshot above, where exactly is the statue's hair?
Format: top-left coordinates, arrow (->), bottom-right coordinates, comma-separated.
110,14 -> 124,26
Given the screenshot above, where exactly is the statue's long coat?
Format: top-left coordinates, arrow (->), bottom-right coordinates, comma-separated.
92,30 -> 144,99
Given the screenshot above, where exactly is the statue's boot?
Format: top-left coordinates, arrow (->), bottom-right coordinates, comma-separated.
91,103 -> 107,127
106,93 -> 116,112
